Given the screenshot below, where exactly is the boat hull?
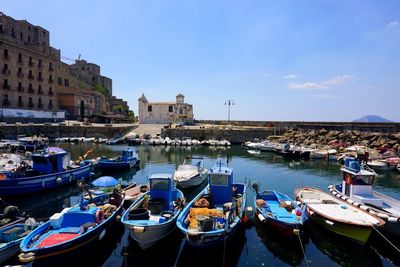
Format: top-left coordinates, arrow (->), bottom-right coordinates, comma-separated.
19,203 -> 123,262
127,219 -> 177,249
176,172 -> 208,189
308,213 -> 372,244
0,164 -> 92,196
96,159 -> 138,171
0,241 -> 21,265
255,209 -> 301,238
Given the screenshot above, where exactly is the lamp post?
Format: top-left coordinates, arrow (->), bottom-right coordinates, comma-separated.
225,99 -> 234,125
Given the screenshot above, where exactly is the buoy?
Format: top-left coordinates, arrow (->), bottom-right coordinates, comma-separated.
257,213 -> 266,223
56,177 -> 62,184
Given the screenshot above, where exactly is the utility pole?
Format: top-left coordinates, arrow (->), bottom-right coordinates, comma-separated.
225,99 -> 234,125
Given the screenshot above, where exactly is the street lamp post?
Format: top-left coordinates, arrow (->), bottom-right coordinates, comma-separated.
225,99 -> 234,125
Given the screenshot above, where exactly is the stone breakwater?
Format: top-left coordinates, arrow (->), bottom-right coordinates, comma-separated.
269,128 -> 400,151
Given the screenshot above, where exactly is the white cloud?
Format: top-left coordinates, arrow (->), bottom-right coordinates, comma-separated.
387,20 -> 399,28
287,74 -> 354,90
283,74 -> 297,79
313,94 -> 338,99
322,75 -> 354,86
288,82 -> 326,90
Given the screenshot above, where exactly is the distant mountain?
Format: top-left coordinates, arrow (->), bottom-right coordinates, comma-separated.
353,115 -> 392,123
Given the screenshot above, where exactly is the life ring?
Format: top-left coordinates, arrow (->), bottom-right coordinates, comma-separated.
0,173 -> 6,180
95,210 -> 104,224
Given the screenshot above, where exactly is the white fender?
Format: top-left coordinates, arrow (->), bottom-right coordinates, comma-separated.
388,217 -> 399,223
99,229 -> 106,240
257,214 -> 266,223
377,213 -> 389,220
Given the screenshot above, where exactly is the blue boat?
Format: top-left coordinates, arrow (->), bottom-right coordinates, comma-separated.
176,160 -> 247,248
253,185 -> 307,238
1,223 -> 26,264
18,191 -> 125,263
0,147 -> 93,196
96,148 -> 140,171
121,174 -> 184,249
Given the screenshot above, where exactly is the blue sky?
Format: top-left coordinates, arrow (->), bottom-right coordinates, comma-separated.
2,1 -> 399,121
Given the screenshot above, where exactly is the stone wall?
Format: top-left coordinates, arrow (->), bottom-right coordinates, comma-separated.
0,124 -> 136,139
195,120 -> 400,132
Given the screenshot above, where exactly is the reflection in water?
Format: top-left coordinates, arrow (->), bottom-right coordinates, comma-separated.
176,226 -> 247,267
2,144 -> 399,267
304,222 -> 383,267
254,220 -> 306,266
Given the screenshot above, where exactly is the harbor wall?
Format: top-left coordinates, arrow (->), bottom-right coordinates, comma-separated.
161,128 -> 278,144
195,120 -> 400,132
0,124 -> 137,139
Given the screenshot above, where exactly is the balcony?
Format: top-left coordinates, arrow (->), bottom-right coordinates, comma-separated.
28,61 -> 34,67
2,69 -> 10,75
49,66 -> 54,72
17,58 -> 23,65
28,102 -> 34,108
17,72 -> 24,78
2,84 -> 10,90
3,100 -> 11,106
28,74 -> 35,80
48,78 -> 54,84
37,76 -> 44,82
18,102 -> 24,108
18,87 -> 24,92
28,88 -> 35,93
3,54 -> 9,60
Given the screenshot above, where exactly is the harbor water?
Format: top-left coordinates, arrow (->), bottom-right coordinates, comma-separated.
3,144 -> 400,267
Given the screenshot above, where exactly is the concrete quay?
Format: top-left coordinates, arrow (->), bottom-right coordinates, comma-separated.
0,122 -> 137,139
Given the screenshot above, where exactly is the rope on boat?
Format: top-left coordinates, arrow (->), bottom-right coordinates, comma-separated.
295,230 -> 310,267
173,237 -> 187,267
372,225 -> 400,254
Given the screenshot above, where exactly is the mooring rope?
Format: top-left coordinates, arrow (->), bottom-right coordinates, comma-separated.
372,225 -> 400,254
296,231 -> 310,267
222,233 -> 227,267
173,237 -> 187,267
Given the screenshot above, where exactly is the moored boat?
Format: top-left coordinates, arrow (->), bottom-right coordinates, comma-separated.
366,160 -> 396,172
329,158 -> 400,236
176,160 -> 246,248
0,147 -> 93,196
173,157 -> 208,189
253,184 -> 307,238
121,174 -> 184,249
295,187 -> 385,244
18,191 -> 124,263
96,148 -> 140,172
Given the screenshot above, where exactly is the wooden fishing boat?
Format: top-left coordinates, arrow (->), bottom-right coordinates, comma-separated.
295,187 -> 385,244
96,148 -> 140,171
173,157 -> 208,189
18,191 -> 124,263
329,158 -> 400,236
121,174 -> 184,249
253,185 -> 307,238
0,147 -> 93,196
176,160 -> 247,248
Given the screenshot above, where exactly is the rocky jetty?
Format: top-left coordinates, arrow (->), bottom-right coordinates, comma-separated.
271,129 -> 400,151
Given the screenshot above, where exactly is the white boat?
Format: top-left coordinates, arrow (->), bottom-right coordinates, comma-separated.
258,141 -> 275,152
244,139 -> 261,149
329,158 -> 400,236
121,174 -> 184,249
367,160 -> 396,171
296,187 -> 385,243
310,149 -> 337,160
173,157 -> 208,189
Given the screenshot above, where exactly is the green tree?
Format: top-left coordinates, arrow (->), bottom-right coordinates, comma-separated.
92,84 -> 108,96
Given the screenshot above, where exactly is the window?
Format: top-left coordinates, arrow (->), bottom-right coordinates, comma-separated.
29,83 -> 32,90
18,53 -> 22,62
29,97 -> 33,104
3,79 -> 8,86
38,98 -> 42,105
28,36 -> 30,42
49,87 -> 53,95
57,77 -> 62,85
3,64 -> 8,70
148,105 -> 152,112
11,28 -> 15,37
18,82 -> 22,90
29,70 -> 32,76
210,174 -> 229,186
64,79 -> 69,86
18,67 -> 22,73
169,105 -> 173,112
39,59 -> 42,67
43,31 -> 45,37
4,49 -> 8,57
3,94 -> 8,104
20,32 -> 23,41
18,96 -> 22,105
38,72 -> 42,79
38,85 -> 42,92
179,108 -> 183,115
0,25 -> 3,32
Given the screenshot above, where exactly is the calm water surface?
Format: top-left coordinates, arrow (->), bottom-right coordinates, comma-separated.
3,144 -> 400,267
